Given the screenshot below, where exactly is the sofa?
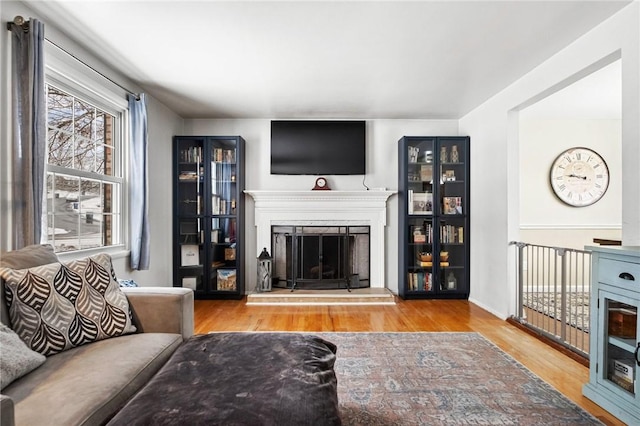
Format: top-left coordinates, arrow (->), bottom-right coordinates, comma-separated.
0,244 -> 194,426
1,244 -> 341,426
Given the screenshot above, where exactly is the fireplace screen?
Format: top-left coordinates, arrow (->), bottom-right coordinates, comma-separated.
271,226 -> 370,290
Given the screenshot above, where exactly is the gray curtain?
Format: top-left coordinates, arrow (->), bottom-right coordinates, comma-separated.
129,93 -> 150,270
10,19 -> 46,249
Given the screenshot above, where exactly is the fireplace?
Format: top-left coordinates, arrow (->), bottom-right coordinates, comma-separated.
244,190 -> 395,289
271,225 -> 370,290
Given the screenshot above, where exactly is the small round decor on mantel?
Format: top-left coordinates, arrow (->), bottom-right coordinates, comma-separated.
312,177 -> 331,190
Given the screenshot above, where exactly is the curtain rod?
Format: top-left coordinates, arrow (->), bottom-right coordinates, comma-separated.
7,15 -> 140,101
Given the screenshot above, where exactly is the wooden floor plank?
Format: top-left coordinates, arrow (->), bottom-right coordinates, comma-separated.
194,298 -> 624,426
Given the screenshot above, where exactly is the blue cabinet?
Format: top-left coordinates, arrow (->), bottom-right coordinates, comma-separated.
583,246 -> 640,425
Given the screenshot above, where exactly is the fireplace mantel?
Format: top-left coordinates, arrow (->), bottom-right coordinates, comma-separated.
244,190 -> 396,288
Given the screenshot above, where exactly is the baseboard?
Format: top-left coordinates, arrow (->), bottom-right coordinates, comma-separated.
506,317 -> 589,367
468,297 -> 508,320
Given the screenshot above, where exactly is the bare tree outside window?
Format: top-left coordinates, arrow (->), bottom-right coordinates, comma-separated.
46,85 -> 121,252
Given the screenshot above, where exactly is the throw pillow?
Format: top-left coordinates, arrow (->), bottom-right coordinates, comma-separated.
0,322 -> 46,389
0,244 -> 59,269
0,253 -> 136,356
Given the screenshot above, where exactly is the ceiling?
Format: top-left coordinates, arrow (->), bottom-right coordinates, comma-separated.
22,0 -> 630,119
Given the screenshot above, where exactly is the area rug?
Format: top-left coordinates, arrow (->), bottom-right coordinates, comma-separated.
316,332 -> 601,425
524,292 -> 591,332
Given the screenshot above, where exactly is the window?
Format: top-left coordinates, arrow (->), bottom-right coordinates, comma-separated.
45,84 -> 124,253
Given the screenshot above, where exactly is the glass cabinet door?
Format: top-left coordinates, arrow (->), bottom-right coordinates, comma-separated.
176,141 -> 204,216
406,138 -> 435,216
209,141 -> 238,293
177,217 -> 204,291
209,217 -> 238,292
407,217 -> 435,293
211,143 -> 237,215
175,139 -> 204,292
599,291 -> 639,399
439,138 -> 466,217
437,216 -> 466,292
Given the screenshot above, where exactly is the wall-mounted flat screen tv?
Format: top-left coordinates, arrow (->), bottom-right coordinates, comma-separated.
271,120 -> 366,175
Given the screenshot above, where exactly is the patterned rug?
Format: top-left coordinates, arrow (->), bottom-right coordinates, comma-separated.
523,292 -> 590,332
317,332 -> 601,425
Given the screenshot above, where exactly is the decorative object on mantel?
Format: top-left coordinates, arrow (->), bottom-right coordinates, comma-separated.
257,248 -> 272,292
312,177 -> 331,190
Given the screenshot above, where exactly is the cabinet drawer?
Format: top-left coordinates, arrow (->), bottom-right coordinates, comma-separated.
598,258 -> 640,290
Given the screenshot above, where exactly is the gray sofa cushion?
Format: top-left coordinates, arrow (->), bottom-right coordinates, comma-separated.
2,332 -> 182,426
0,244 -> 59,270
0,323 -> 46,389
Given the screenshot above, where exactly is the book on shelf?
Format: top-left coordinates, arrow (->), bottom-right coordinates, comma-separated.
443,196 -> 462,214
408,272 -> 432,291
212,196 -> 229,214
213,148 -> 236,163
178,171 -> 198,181
181,146 -> 202,163
180,245 -> 200,266
411,192 -> 433,214
440,225 -> 464,243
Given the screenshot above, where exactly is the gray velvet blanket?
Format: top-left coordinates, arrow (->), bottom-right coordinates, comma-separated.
108,333 -> 341,426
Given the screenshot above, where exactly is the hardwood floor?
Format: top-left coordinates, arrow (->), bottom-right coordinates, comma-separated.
194,297 -> 624,426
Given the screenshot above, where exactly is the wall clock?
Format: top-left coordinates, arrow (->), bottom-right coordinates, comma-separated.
312,177 -> 331,190
549,147 -> 609,207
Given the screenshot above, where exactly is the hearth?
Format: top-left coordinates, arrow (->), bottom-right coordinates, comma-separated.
271,226 -> 370,290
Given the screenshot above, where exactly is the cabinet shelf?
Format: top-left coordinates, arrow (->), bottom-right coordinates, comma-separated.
608,335 -> 637,353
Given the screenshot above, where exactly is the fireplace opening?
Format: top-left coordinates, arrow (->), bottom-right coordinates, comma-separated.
271,226 -> 370,290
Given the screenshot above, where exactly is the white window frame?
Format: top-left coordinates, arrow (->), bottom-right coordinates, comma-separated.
45,41 -> 129,260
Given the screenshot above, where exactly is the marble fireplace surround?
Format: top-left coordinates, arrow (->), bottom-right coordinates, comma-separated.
244,190 -> 396,289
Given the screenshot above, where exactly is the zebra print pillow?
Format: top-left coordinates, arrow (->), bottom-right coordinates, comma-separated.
0,253 -> 136,356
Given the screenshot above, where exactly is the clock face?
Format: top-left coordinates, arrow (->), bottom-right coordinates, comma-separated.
549,147 -> 609,207
313,177 -> 330,190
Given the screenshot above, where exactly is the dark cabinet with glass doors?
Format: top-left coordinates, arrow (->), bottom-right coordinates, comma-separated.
398,136 -> 470,299
173,136 -> 245,299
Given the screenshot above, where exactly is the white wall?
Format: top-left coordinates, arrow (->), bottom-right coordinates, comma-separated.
0,1 -> 184,285
183,118 -> 459,294
519,118 -> 622,250
459,3 -> 639,319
